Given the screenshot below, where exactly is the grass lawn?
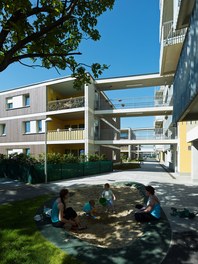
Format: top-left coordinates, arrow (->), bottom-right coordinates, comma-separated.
0,195 -> 82,264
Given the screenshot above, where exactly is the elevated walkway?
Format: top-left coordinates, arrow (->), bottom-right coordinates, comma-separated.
95,106 -> 173,117
95,139 -> 178,145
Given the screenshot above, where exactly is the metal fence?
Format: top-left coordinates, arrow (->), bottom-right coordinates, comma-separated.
0,160 -> 113,184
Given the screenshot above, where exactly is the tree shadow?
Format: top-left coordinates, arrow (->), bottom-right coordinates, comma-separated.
36,182 -> 171,264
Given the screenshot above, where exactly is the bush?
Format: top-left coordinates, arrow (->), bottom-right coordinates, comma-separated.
88,154 -> 107,162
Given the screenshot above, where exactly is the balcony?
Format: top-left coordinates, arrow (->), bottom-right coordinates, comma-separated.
160,20 -> 187,74
48,96 -> 84,111
47,129 -> 85,141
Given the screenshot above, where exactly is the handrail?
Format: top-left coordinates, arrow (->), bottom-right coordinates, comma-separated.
99,128 -> 177,140
48,96 -> 84,111
162,20 -> 187,46
99,95 -> 173,110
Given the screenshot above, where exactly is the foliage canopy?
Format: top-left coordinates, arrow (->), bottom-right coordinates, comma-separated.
0,0 -> 115,87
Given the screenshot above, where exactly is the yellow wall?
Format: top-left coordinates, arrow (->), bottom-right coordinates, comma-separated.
48,144 -> 84,154
47,87 -> 65,101
48,118 -> 84,131
179,122 -> 191,173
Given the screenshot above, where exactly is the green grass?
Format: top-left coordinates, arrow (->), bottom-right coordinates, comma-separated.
0,195 -> 82,264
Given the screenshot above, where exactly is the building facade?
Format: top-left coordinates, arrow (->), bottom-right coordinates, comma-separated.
159,0 -> 198,181
0,76 -> 121,162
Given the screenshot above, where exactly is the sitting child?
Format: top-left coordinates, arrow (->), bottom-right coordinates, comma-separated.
83,200 -> 96,218
101,183 -> 116,212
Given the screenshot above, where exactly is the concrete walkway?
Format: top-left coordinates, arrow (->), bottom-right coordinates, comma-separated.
0,161 -> 198,263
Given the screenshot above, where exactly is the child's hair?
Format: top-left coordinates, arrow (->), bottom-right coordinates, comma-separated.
89,200 -> 95,207
104,183 -> 110,188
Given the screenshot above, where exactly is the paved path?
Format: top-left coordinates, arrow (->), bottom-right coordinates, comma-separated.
0,161 -> 198,263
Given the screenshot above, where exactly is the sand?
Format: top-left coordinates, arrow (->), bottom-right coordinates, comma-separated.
65,183 -> 144,248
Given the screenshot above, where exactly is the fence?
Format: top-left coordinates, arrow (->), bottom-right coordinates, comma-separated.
0,160 -> 113,184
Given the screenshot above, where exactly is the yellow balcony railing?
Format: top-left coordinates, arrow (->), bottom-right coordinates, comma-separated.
47,129 -> 85,141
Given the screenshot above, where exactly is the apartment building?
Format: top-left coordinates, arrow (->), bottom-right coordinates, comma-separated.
0,72 -> 175,167
2,1 -> 191,175
159,0 -> 198,181
0,76 -> 120,162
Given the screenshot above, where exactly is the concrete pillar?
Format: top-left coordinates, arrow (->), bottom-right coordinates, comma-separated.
191,141 -> 198,182
128,145 -> 132,160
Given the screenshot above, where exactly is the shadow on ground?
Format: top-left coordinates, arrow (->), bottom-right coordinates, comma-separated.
36,182 -> 171,264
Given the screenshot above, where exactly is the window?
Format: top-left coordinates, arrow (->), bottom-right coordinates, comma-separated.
37,120 -> 42,132
24,121 -> 30,133
79,149 -> 85,155
25,148 -> 30,155
7,149 -> 23,156
0,124 -> 6,136
24,94 -> 30,106
6,97 -> 13,109
120,132 -> 128,139
23,120 -> 46,134
6,94 -> 30,110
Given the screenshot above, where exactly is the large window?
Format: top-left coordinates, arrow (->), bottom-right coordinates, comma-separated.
23,120 -> 45,134
6,94 -> 30,110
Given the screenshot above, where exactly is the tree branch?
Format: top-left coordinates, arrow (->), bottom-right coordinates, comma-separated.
0,5 -> 54,49
10,51 -> 82,63
3,1 -> 79,63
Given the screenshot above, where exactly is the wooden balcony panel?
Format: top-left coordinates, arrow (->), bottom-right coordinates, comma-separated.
47,130 -> 85,141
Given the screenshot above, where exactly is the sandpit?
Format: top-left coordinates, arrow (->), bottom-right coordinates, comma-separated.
65,183 -> 145,248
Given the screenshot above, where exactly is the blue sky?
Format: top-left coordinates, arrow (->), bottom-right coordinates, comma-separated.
0,0 -> 160,128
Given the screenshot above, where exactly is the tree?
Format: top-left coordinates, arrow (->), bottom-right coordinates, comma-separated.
0,0 -> 115,87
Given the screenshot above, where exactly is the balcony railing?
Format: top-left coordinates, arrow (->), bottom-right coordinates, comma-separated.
162,20 -> 187,46
100,96 -> 172,110
46,127 -> 177,142
47,129 -> 85,141
48,96 -> 84,111
98,128 -> 177,141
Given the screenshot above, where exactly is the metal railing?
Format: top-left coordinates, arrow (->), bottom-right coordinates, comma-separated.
98,128 -> 177,141
99,96 -> 172,110
48,96 -> 84,111
46,127 -> 177,142
48,95 -> 172,112
162,20 -> 187,46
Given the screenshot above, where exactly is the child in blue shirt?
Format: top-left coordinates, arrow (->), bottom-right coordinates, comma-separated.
83,200 -> 96,217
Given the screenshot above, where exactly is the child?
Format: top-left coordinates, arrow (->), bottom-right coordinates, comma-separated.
83,199 -> 96,218
101,183 -> 116,212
